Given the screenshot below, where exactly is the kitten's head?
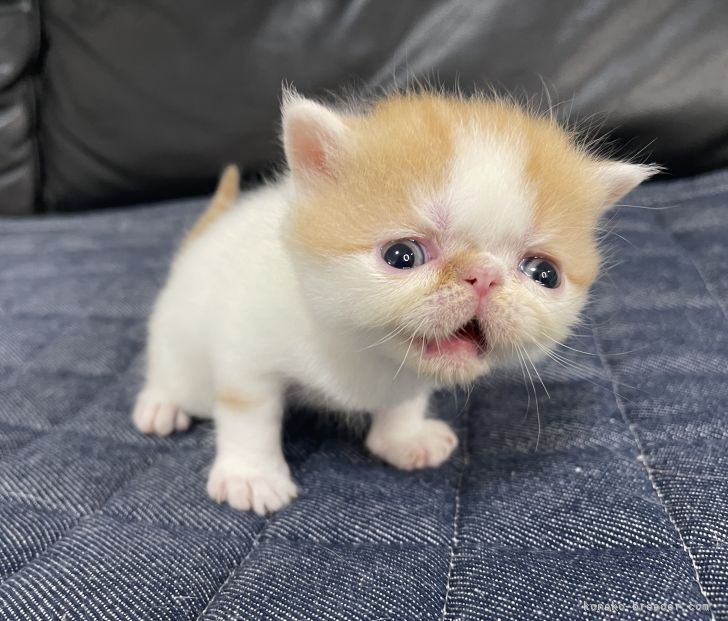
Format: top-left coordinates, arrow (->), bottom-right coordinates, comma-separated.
281,90 -> 656,386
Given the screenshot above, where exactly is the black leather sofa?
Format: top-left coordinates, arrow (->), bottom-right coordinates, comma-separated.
2,0 -> 728,215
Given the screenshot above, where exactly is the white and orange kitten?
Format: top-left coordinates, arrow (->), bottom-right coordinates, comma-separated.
132,90 -> 655,514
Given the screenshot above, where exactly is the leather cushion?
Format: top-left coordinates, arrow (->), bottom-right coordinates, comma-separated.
0,0 -> 39,216
38,0 -> 728,211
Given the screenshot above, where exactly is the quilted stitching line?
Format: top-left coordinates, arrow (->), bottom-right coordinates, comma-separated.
0,332 -> 120,469
194,442 -> 325,618
440,408 -> 470,621
194,519 -> 271,620
591,327 -> 716,620
0,332 -> 149,470
0,447 -> 170,587
655,212 -> 728,325
681,250 -> 728,324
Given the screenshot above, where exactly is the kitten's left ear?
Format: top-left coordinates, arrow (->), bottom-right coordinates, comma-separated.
594,161 -> 661,211
282,89 -> 349,190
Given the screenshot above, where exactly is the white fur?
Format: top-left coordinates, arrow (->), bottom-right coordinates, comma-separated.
445,126 -> 534,247
133,180 -> 448,514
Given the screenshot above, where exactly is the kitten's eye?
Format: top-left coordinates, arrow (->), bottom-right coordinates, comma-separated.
519,257 -> 561,288
382,239 -> 427,269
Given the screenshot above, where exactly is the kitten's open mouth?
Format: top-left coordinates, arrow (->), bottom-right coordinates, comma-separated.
422,318 -> 488,360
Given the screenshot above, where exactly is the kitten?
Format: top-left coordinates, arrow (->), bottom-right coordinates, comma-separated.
132,89 -> 656,515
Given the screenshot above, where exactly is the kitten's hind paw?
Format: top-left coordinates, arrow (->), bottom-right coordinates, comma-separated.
207,459 -> 298,515
132,390 -> 190,436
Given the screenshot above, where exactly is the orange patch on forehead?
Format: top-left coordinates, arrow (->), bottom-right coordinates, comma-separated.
288,94 -> 456,255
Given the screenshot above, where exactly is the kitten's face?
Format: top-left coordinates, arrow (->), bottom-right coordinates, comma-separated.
283,93 -> 655,386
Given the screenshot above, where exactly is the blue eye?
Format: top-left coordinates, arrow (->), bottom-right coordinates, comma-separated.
519,257 -> 561,288
382,239 -> 427,269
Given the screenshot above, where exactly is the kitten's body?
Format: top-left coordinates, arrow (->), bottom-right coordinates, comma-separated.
134,91 -> 655,514
145,179 -> 429,418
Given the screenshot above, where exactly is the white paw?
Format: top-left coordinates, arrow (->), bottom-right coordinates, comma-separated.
132,389 -> 190,436
366,419 -> 458,471
206,459 -> 298,515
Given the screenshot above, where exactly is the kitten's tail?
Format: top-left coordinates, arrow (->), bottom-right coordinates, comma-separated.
183,164 -> 240,246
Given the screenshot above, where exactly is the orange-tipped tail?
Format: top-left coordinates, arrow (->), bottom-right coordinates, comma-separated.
183,164 -> 240,246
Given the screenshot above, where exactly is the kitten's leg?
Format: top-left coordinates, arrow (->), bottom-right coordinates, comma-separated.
133,297 -> 208,435
366,393 -> 458,470
132,388 -> 191,436
206,387 -> 297,515
133,346 -> 215,436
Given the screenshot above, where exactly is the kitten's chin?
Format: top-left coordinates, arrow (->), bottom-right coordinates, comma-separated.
416,354 -> 491,387
399,319 -> 492,386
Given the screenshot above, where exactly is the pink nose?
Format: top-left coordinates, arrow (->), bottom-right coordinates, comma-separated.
463,268 -> 501,297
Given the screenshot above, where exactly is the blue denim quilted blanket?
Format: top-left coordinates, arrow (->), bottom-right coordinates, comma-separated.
0,171 -> 727,620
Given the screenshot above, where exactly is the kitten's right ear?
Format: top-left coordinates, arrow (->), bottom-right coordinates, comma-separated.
593,160 -> 661,212
282,88 -> 349,190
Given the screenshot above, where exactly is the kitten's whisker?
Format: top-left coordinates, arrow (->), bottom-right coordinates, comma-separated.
535,345 -> 602,380
602,230 -> 636,248
614,203 -> 676,211
534,343 -> 641,404
463,380 -> 475,414
536,344 -> 597,375
552,324 -> 650,394
356,323 -> 408,351
522,346 -> 550,399
518,344 -> 541,450
417,336 -> 426,377
539,333 -> 597,356
513,344 -> 531,420
540,332 -> 648,357
393,319 -> 425,380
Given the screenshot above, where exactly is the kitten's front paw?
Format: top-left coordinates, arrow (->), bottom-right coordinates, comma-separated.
206,459 -> 298,515
132,389 -> 190,436
366,419 -> 458,471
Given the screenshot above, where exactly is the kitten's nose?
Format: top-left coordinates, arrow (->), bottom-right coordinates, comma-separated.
463,268 -> 501,298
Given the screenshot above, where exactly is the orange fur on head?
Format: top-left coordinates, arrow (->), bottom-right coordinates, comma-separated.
287,94 -> 455,255
281,90 -> 656,385
285,93 -> 642,280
